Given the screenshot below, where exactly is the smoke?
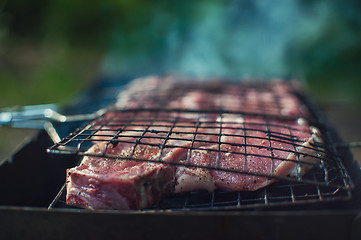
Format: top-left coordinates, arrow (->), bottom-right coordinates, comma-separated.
100,0 -> 338,80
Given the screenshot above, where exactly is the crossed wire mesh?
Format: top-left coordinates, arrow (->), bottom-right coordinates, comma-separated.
49,109 -> 351,188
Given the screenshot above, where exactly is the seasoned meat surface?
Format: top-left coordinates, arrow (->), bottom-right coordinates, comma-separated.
175,117 -> 322,192
66,143 -> 177,210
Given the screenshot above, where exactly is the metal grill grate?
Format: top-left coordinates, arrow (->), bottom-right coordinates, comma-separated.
47,78 -> 354,210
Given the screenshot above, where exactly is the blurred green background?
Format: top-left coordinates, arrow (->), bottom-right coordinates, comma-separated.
0,0 -> 361,160
1,0 -> 361,108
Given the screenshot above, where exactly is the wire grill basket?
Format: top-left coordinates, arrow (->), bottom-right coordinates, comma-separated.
47,78 -> 354,210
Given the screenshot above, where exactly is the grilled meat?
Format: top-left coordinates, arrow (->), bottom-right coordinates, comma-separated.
65,77 -> 323,210
66,142 -> 176,210
116,76 -> 309,117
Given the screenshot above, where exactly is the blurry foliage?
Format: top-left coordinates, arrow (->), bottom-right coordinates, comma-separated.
0,0 -> 200,107
288,0 -> 361,103
0,0 -> 108,107
0,0 -> 361,109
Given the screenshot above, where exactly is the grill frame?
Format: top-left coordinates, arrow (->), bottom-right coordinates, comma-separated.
47,78 -> 354,211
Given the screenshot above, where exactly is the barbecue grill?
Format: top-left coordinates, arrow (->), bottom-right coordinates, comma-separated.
1,76 -> 361,240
